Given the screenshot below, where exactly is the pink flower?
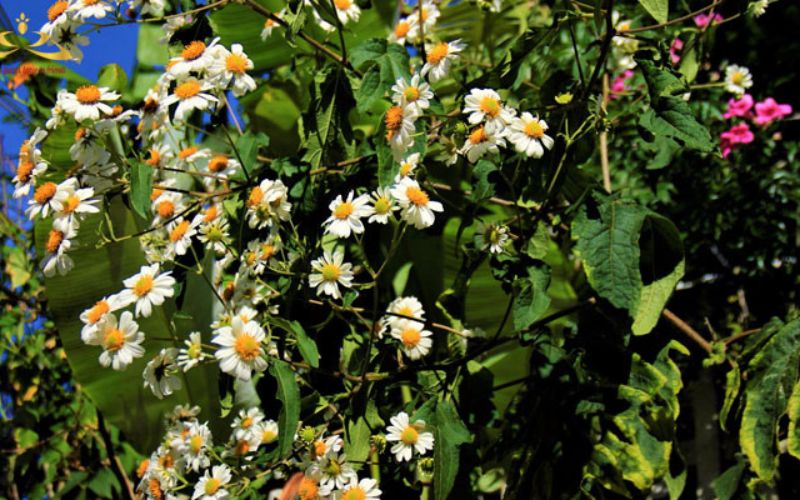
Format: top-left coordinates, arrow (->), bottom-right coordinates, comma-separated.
719,122 -> 754,159
754,98 -> 793,125
609,70 -> 634,100
670,38 -> 684,65
694,13 -> 723,28
723,94 -> 753,119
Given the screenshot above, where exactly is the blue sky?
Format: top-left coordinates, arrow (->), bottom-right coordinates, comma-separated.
0,0 -> 140,155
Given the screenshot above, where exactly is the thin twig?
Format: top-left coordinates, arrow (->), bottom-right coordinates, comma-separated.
662,308 -> 713,353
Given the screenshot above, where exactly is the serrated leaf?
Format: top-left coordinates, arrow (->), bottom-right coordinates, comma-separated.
512,265 -> 551,331
270,360 -> 300,458
434,400 -> 471,500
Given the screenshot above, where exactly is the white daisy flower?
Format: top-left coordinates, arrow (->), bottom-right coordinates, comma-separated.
173,421 -> 212,472
416,0 -> 441,32
242,238 -> 280,275
421,39 -> 464,83
307,452 -> 358,495
85,311 -> 145,371
246,179 -> 292,229
463,88 -> 515,134
338,477 -> 382,500
192,464 -> 231,500
332,0 -> 361,24
176,145 -> 211,169
254,419 -> 279,445
390,318 -> 433,360
386,296 -> 426,325
152,191 -> 186,224
49,23 -> 89,62
162,78 -> 219,121
206,153 -> 241,178
209,44 -> 256,97
79,294 -> 124,342
385,411 -> 435,462
177,332 -> 207,372
143,348 -> 182,400
160,14 -> 192,43
42,0 -> 73,36
41,220 -> 76,278
364,187 -> 398,224
118,264 -> 176,318
212,317 -> 268,380
389,16 -> 419,45
459,125 -> 506,163
70,127 -> 111,166
395,152 -> 421,183
166,217 -> 199,257
385,105 -> 418,159
168,38 -> 220,77
508,112 -> 554,159
308,251 -> 354,300
476,223 -> 510,254
68,0 -> 113,20
260,12 -> 283,40
323,191 -> 371,239
59,85 -> 120,122
232,407 -> 265,441
197,216 -> 231,255
52,177 -> 100,230
311,435 -> 344,460
26,180 -> 63,220
391,74 -> 433,114
725,65 -> 754,96
12,157 -> 48,199
390,177 -> 444,230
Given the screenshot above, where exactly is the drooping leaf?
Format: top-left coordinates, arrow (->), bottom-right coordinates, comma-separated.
638,0 -> 668,24
512,265 -> 551,331
270,360 -> 300,458
129,161 -> 153,219
434,400 -> 472,500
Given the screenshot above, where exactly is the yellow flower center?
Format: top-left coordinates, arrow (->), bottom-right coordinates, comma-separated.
400,425 -> 419,445
48,0 -> 68,21
468,126 -> 488,145
169,220 -> 190,242
260,244 -> 276,260
103,328 -> 125,353
133,275 -> 154,297
204,478 -> 221,495
178,146 -> 197,160
182,41 -> 206,61
427,42 -> 449,64
157,199 -> 175,218
34,182 -> 57,204
62,194 -> 81,214
189,434 -> 203,454
313,440 -> 327,458
262,429 -> 277,443
174,81 -> 201,99
401,327 -> 422,347
45,229 -> 64,253
333,201 -> 354,220
241,416 -> 253,428
320,263 -> 341,282
323,459 -> 342,476
208,155 -> 228,172
399,162 -> 413,177
234,334 -> 261,362
226,53 -> 248,73
397,306 -> 414,317
87,300 -> 110,324
405,186 -> 429,207
334,0 -> 351,9
395,21 -> 410,38
373,196 -> 391,214
75,85 -> 102,104
479,96 -> 501,118
248,186 -> 264,207
732,72 -> 744,85
524,120 -> 544,138
188,342 -> 202,359
341,487 -> 367,500
403,86 -> 420,102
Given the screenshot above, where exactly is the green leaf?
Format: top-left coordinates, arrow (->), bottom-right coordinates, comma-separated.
97,64 -> 128,94
345,417 -> 371,463
638,0 -> 668,24
392,262 -> 414,296
711,459 -> 747,500
356,67 -> 383,113
469,160 -> 498,202
129,161 -> 153,219
235,131 -> 270,176
5,247 -> 31,288
787,380 -> 800,459
434,400 -> 472,500
270,360 -> 300,458
136,24 -> 169,68
512,265 -> 551,331
720,362 -> 741,432
88,468 -> 118,498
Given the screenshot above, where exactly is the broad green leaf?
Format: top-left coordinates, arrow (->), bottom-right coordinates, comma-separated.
787,380 -> 800,459
5,247 -> 31,288
235,131 -> 270,176
434,400 -> 472,500
345,417 -> 371,463
711,460 -> 747,500
270,360 -> 300,458
720,362 -> 741,432
392,262 -> 414,296
129,161 -> 153,219
512,265 -> 551,331
355,66 -> 383,113
266,317 -> 320,368
136,24 -> 169,68
97,64 -> 128,94
638,0 -> 668,24
469,160 -> 498,202
40,122 -> 77,171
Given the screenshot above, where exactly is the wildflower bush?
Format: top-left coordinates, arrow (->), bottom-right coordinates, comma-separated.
2,0 -> 800,498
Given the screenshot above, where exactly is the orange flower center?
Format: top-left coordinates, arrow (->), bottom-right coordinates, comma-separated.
203,205 -> 218,222
313,440 -> 327,458
204,478 -> 221,495
87,300 -> 110,324
427,42 -> 449,64
148,478 -> 162,499
48,0 -> 68,21
334,0 -> 351,9
401,327 -> 422,347
110,104 -> 123,116
45,229 -> 64,253
260,244 -> 276,260
189,434 -> 203,454
34,182 -> 57,205
226,53 -> 248,73
157,200 -> 175,218
174,81 -> 201,99
385,106 -> 404,132
103,328 -> 125,352
136,459 -> 150,478
16,161 -> 34,183
234,439 -> 250,456
169,220 -> 190,242
182,41 -> 206,61
397,305 -> 414,317
234,334 -> 261,362
298,478 -> 319,500
479,96 -> 501,118
75,128 -> 88,141
75,85 -> 102,104
405,186 -> 429,207
145,148 -> 161,166
468,126 -> 488,145
248,186 -> 264,207
208,155 -> 228,172
395,21 -> 410,38
133,275 -> 153,297
403,86 -> 420,102
400,425 -> 419,445
62,194 -> 81,214
524,120 -> 544,138
399,162 -> 413,177
333,201 -> 354,220
178,146 -> 198,160
241,416 -> 254,428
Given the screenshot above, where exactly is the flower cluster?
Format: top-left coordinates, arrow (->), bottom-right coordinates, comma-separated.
720,93 -> 792,158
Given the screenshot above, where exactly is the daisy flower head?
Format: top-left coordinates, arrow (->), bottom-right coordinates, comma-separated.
386,296 -> 426,326
26,180 -> 64,220
392,74 -> 434,114
255,419 -> 279,445
41,219 -> 77,277
384,105 -> 417,159
192,464 -> 232,500
232,407 -> 265,441
163,78 -> 219,121
260,11 -> 284,40
390,318 -> 433,360
296,474 -> 321,500
725,65 -> 753,96
323,191 -> 371,239
390,177 -> 444,230
42,0 -> 73,36
246,178 -> 292,229
143,348 -> 182,400
338,477 -> 382,500
59,85 -> 120,122
332,0 -> 361,24
389,16 -> 419,45
242,238 -> 281,275
70,127 -> 112,166
385,411 -> 435,462
309,251 -> 354,300
212,317 -> 268,380
476,223 -> 510,254
118,264 -> 176,318
415,0 -> 441,32
395,152 -> 421,183
166,217 -> 199,258
80,294 -> 124,342
176,145 -> 211,168
421,39 -> 464,83
52,177 -> 100,230
174,420 -> 212,472
197,216 -> 231,255
152,191 -> 186,224
85,311 -> 145,371
206,153 -> 241,178
210,44 -> 256,97
177,332 -> 207,372
308,452 -> 358,495
508,112 -> 554,159
13,157 -> 48,199
364,187 -> 398,224
169,38 -> 220,77
310,435 -> 344,461
463,88 -> 515,133
459,124 -> 506,163
68,0 -> 113,20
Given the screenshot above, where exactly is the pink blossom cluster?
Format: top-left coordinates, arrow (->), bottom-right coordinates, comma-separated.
609,70 -> 635,100
720,94 -> 793,158
694,13 -> 723,29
